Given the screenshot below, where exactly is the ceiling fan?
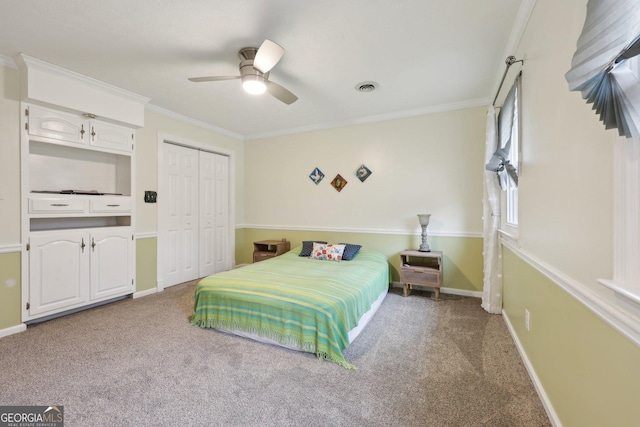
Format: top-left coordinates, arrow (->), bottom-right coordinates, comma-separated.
189,39 -> 298,105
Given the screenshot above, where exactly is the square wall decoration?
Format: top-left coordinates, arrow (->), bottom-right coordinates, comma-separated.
309,167 -> 325,185
331,174 -> 348,192
356,164 -> 372,182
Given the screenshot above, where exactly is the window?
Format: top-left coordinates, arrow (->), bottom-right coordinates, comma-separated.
595,135 -> 640,345
500,75 -> 521,237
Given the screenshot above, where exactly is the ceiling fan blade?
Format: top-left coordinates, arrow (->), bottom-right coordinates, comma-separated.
188,76 -> 241,82
254,39 -> 285,73
266,81 -> 298,105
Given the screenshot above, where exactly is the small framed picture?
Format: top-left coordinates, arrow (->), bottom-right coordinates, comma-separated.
356,164 -> 372,182
309,167 -> 325,185
331,174 -> 348,192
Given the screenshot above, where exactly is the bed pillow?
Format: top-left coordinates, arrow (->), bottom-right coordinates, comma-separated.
339,243 -> 362,261
299,241 -> 328,257
310,242 -> 346,262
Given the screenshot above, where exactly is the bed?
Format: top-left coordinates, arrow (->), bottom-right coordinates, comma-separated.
190,246 -> 389,369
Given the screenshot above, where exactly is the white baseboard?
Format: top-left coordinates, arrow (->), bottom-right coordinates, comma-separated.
133,288 -> 157,299
0,323 -> 26,338
502,310 -> 561,427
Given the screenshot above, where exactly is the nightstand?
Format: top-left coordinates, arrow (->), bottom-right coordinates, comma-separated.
400,250 -> 443,301
253,240 -> 291,263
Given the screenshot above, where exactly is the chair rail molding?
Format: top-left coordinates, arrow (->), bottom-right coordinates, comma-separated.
502,238 -> 640,349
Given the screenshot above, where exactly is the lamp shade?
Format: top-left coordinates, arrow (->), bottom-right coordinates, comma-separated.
417,214 -> 431,226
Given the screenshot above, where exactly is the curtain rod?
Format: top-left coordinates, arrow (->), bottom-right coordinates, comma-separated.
492,56 -> 524,106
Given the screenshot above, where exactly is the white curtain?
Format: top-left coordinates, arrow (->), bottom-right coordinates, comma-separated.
565,0 -> 640,138
482,106 -> 502,314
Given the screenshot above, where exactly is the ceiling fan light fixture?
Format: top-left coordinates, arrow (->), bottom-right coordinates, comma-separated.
242,75 -> 267,95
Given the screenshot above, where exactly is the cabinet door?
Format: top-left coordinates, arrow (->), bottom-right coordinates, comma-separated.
90,228 -> 134,300
89,121 -> 134,152
28,230 -> 90,316
27,105 -> 86,144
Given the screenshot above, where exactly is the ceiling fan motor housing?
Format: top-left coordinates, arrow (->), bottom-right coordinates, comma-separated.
239,47 -> 268,83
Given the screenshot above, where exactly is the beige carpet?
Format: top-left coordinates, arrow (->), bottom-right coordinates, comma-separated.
0,282 -> 551,426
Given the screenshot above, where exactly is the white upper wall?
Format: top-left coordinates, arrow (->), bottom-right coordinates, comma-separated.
243,107 -> 486,236
514,0 -> 614,285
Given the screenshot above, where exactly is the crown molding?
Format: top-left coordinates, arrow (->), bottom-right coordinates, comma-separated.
16,53 -> 150,104
244,97 -> 490,140
145,103 -> 244,141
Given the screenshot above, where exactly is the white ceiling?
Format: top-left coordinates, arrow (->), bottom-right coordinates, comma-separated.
0,0 -> 527,139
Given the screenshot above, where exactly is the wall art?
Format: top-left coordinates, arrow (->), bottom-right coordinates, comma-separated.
309,167 -> 325,185
356,164 -> 372,182
331,174 -> 348,192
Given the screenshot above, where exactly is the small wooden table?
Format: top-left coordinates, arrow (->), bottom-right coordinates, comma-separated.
253,240 -> 290,263
400,250 -> 443,301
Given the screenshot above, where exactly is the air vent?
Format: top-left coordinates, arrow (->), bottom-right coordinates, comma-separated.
355,81 -> 379,92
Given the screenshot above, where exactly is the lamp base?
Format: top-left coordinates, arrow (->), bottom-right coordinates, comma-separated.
419,225 -> 430,252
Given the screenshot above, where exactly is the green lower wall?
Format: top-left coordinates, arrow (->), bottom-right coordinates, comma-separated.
0,252 -> 21,330
235,228 -> 483,292
1,231 -> 480,331
136,237 -> 157,292
502,247 -> 640,427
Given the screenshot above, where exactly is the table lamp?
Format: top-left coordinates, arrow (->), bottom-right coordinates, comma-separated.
417,214 -> 431,252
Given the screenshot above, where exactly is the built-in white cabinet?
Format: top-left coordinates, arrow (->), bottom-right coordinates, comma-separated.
89,228 -> 135,300
26,105 -> 134,153
27,227 -> 134,317
89,120 -> 134,152
28,230 -> 90,316
21,103 -> 137,322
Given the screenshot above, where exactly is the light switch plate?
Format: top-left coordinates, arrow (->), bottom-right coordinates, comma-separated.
144,190 -> 157,203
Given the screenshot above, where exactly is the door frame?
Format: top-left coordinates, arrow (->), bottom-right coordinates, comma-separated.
157,132 -> 236,292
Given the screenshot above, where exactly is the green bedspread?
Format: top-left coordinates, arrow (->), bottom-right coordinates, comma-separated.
190,248 -> 389,369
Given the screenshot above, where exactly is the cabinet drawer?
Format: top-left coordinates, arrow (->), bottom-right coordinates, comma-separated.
400,267 -> 441,287
90,197 -> 132,212
253,251 -> 275,262
29,198 -> 87,213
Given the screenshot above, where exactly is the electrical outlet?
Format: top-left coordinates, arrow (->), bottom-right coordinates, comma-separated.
525,309 -> 531,331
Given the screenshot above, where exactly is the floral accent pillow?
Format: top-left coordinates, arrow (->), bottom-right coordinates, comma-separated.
299,240 -> 328,257
310,242 -> 346,262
